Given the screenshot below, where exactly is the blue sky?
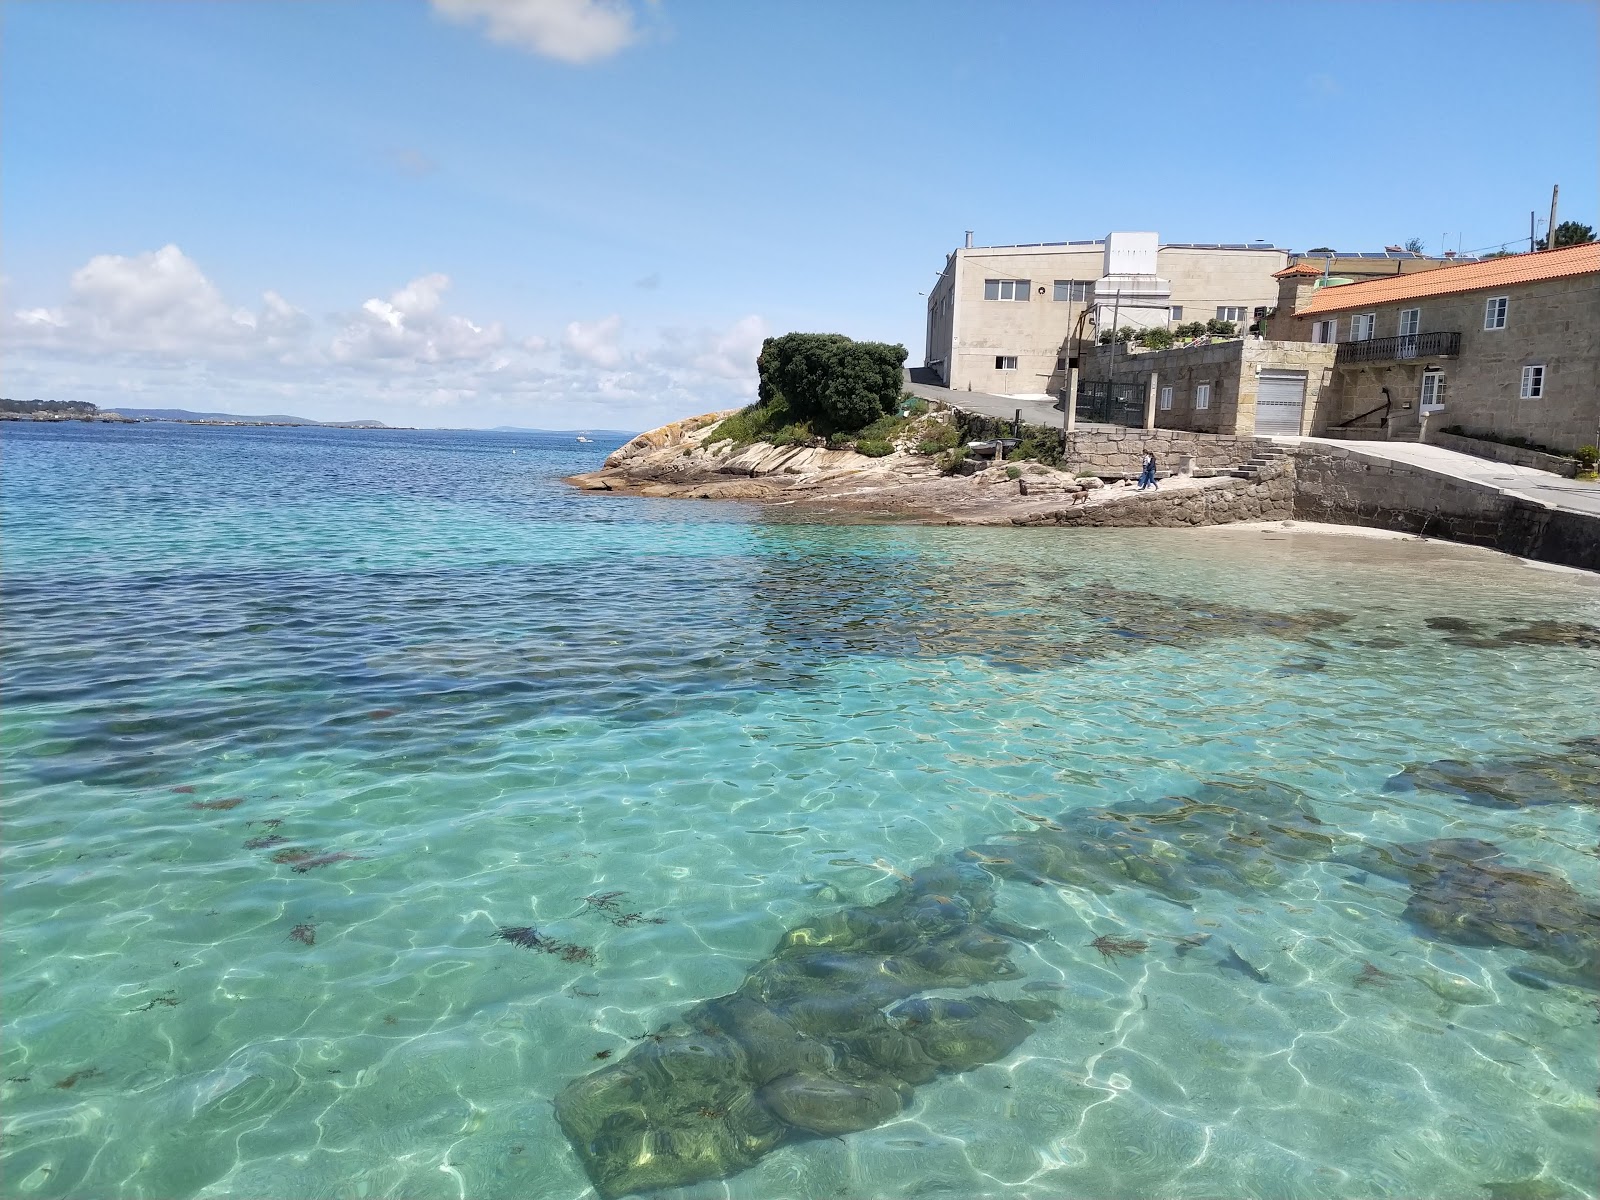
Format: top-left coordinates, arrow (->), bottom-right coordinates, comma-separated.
4,0 -> 1596,429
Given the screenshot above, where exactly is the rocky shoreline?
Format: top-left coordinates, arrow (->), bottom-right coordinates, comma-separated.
566,410 -> 1291,527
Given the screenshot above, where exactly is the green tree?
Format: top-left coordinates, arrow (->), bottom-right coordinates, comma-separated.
1403,237 -> 1425,253
1536,221 -> 1596,250
756,333 -> 906,433
1205,318 -> 1237,337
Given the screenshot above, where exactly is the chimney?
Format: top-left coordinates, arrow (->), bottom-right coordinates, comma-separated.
964,230 -> 974,249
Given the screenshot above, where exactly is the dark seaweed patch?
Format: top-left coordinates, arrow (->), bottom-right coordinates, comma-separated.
288,922 -> 317,946
189,797 -> 245,811
1089,935 -> 1149,961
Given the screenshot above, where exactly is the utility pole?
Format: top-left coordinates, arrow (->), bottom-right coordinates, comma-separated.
1530,211 -> 1537,254
1547,184 -> 1559,251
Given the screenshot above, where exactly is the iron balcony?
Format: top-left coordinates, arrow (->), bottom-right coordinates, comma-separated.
1336,331 -> 1461,365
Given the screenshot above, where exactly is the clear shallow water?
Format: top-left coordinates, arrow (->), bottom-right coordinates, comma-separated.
2,420 -> 1597,1200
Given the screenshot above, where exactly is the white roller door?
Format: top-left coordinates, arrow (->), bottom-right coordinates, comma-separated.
1254,371 -> 1307,435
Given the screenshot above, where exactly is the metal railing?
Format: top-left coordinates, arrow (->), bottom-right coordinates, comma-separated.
1336,331 -> 1460,365
1072,380 -> 1146,427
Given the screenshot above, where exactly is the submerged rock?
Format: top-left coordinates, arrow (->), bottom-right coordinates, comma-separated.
1402,857 -> 1600,988
553,859 -> 1047,1198
1386,736 -> 1600,809
960,779 -> 1346,905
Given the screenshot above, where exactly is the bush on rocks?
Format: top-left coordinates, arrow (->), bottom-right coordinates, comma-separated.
757,333 -> 907,433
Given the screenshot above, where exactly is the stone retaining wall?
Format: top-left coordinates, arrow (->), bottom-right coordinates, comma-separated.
1429,430 -> 1579,478
1292,444 -> 1599,571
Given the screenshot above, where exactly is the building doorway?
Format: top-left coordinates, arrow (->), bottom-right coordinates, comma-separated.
1254,371 -> 1308,435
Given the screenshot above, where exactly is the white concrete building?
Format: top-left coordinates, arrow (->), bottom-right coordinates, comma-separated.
923,232 -> 1288,395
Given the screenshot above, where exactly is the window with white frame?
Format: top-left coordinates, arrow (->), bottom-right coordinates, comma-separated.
1484,296 -> 1508,329
1311,318 -> 1337,344
1397,308 -> 1420,357
1170,305 -> 1184,321
1520,364 -> 1544,398
1216,306 -> 1246,322
1349,313 -> 1376,341
984,279 -> 1031,301
1420,371 -> 1445,412
994,355 -> 1018,371
1159,386 -> 1174,410
1195,382 -> 1212,410
1052,280 -> 1092,303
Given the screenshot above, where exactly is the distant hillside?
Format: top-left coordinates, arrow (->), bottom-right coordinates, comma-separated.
115,408 -> 389,427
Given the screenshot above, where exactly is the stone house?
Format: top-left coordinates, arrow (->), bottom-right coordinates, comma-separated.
1270,243 -> 1600,452
1080,339 -> 1339,436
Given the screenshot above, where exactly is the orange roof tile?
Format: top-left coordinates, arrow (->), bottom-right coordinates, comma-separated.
1297,243 -> 1600,315
1273,262 -> 1324,278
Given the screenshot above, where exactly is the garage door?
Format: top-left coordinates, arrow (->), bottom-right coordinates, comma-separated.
1255,371 -> 1308,435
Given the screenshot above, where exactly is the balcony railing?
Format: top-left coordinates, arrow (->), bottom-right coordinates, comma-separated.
1336,330 -> 1461,365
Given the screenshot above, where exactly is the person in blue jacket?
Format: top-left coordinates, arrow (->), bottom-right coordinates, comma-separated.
1137,450 -> 1159,490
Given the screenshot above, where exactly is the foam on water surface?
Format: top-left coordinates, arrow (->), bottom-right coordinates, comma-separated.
2,421 -> 1598,1200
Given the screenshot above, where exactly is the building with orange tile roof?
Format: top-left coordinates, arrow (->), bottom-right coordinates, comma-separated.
1267,244 -> 1600,453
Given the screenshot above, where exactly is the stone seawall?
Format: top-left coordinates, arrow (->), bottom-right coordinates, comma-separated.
1292,445 -> 1600,571
954,411 -> 1262,475
1010,464 -> 1294,527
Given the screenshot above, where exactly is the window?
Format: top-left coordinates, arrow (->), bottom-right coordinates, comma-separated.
1052,280 -> 1092,303
1311,319 -> 1337,344
995,355 -> 1018,371
1484,296 -> 1508,329
1420,371 -> 1446,412
1159,386 -> 1174,410
1520,365 -> 1544,398
1195,382 -> 1212,410
1054,356 -> 1067,372
1397,308 -> 1420,358
1350,312 -> 1376,341
1170,305 -> 1184,321
984,279 -> 1031,301
1216,306 -> 1247,322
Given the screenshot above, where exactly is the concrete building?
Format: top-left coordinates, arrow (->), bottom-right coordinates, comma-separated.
1274,243 -> 1600,452
923,233 -> 1289,396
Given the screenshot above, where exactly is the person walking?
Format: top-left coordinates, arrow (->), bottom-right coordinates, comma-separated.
1137,450 -> 1159,490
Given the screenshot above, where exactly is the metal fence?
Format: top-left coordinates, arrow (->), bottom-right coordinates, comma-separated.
1073,380 -> 1146,427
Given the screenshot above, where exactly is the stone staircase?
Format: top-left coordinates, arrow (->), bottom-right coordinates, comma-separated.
1227,440 -> 1293,480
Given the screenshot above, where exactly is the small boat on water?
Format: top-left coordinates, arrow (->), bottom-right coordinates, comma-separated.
576,436 -> 593,443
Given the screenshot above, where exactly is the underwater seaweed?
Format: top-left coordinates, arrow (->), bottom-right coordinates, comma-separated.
1354,962 -> 1393,988
290,852 -> 361,874
1089,934 -> 1149,961
583,890 -> 667,928
52,1068 -> 102,1089
244,834 -> 289,850
494,926 -> 551,950
189,797 -> 245,811
288,923 -> 317,946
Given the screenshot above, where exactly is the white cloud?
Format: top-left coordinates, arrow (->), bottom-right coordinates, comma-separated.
431,0 -> 640,64
8,244 -> 316,361
330,273 -> 505,365
6,245 -> 764,428
562,313 -> 623,367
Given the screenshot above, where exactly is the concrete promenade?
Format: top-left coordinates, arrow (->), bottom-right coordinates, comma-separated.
1275,437 -> 1600,519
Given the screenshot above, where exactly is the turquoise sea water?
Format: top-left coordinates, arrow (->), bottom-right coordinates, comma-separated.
2,420 -> 1597,1200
